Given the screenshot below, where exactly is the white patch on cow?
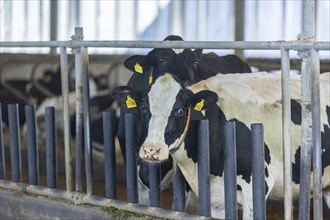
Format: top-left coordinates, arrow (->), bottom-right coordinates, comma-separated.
141,73 -> 183,160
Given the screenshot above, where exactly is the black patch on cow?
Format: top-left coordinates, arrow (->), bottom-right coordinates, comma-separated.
165,90 -> 191,147
265,181 -> 269,195
291,99 -> 302,125
292,105 -> 330,184
237,185 -> 242,191
265,167 -> 269,178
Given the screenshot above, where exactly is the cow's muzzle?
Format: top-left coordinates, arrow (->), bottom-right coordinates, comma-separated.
139,145 -> 168,162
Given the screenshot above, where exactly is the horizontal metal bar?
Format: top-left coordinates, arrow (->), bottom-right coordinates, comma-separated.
0,40 -> 329,50
0,179 -> 207,220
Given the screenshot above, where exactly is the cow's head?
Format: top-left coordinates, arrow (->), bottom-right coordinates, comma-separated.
114,73 -> 217,163
123,35 -> 203,85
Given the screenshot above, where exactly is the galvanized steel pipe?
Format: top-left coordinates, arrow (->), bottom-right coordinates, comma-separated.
281,48 -> 293,220
60,47 -> 74,192
0,40 -> 329,50
74,27 -> 86,193
81,47 -> 93,196
311,49 -> 323,220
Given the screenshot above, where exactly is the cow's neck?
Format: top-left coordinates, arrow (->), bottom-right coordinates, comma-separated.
171,143 -> 199,195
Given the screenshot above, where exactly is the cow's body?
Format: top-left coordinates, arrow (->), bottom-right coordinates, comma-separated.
130,72 -> 330,218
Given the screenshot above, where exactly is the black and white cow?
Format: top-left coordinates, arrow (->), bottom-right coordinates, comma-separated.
114,72 -> 330,218
116,35 -> 252,205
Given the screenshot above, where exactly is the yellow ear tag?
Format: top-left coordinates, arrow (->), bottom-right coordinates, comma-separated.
149,74 -> 153,84
194,99 -> 205,111
126,96 -> 137,108
134,63 -> 143,74
44,74 -> 52,82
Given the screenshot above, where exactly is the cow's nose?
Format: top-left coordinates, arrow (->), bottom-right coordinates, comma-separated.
141,145 -> 161,161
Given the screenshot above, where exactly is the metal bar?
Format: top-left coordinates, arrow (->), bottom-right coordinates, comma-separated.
0,103 -> 5,179
173,167 -> 186,212
49,0 -> 58,54
125,113 -> 138,203
234,0 -> 245,57
0,40 -> 329,50
149,163 -> 161,207
103,111 -> 117,199
223,121 -> 238,219
299,1 -> 315,219
60,47 -> 74,192
281,48 -> 293,220
311,49 -> 323,220
81,47 -> 93,196
299,56 -> 313,220
198,119 -> 211,217
25,105 -> 39,185
251,123 -> 266,220
0,179 -> 204,220
8,104 -> 22,182
74,27 -> 85,192
46,107 -> 57,188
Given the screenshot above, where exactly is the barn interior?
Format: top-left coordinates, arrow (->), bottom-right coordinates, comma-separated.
1,1 -> 330,219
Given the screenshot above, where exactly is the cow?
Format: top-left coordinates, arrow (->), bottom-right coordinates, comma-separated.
115,35 -> 253,205
113,71 -> 330,218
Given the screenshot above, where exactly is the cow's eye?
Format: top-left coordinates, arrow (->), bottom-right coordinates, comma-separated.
194,61 -> 199,69
177,108 -> 184,116
157,57 -> 164,63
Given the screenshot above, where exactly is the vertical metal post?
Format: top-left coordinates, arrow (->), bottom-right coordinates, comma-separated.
125,113 -> 138,203
0,103 -> 6,179
103,111 -> 117,199
281,48 -> 293,220
81,47 -> 93,196
299,1 -> 315,219
234,0 -> 245,58
223,121 -> 238,219
198,119 -> 211,217
173,167 -> 186,212
8,104 -> 22,182
149,163 -> 161,207
49,0 -> 58,55
25,105 -> 39,185
251,123 -> 266,220
74,27 -> 85,192
60,47 -> 74,192
311,50 -> 322,220
46,107 -> 57,188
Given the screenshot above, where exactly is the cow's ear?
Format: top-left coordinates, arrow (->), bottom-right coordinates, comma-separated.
193,49 -> 203,60
190,90 -> 218,111
112,86 -> 143,109
124,55 -> 149,74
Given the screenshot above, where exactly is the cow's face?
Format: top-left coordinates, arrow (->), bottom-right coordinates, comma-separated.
138,73 -> 217,163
